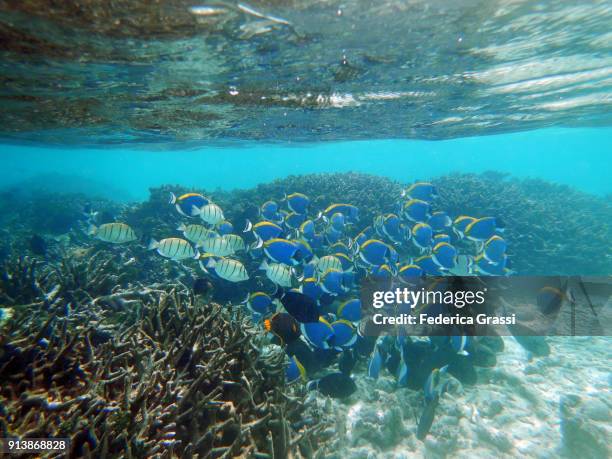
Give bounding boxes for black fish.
[192,277,213,296]
[416,396,439,440]
[307,372,357,399]
[264,312,300,344]
[279,291,319,323]
[29,234,47,255]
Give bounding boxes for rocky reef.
[0,255,327,458]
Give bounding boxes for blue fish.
[320,203,359,223]
[398,264,424,285]
[412,223,434,251]
[260,201,283,222]
[333,252,354,271]
[428,211,452,232]
[169,192,210,218]
[330,212,346,231]
[483,235,507,265]
[415,255,444,275]
[351,226,374,249]
[292,239,314,262]
[286,355,307,383]
[371,264,395,279]
[402,182,438,201]
[397,348,410,387]
[320,269,351,295]
[216,220,234,235]
[337,299,361,322]
[324,226,343,245]
[301,277,325,303]
[302,262,317,279]
[329,320,357,349]
[368,345,383,379]
[433,233,451,245]
[309,233,325,249]
[452,215,476,239]
[285,192,310,214]
[300,318,334,349]
[244,220,284,242]
[402,199,430,223]
[283,211,307,230]
[299,220,316,239]
[243,292,275,315]
[432,242,457,270]
[358,239,397,266]
[329,242,352,256]
[465,217,504,242]
[381,214,405,244]
[473,253,512,276]
[263,238,304,266]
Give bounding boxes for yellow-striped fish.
[223,234,246,252]
[197,236,236,256]
[259,259,294,287]
[194,203,225,225]
[88,223,137,244]
[177,223,218,243]
[201,257,249,282]
[148,237,197,260]
[316,255,342,273]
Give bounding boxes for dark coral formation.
[0,254,326,458]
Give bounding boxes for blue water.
[2,127,610,201]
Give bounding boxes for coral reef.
[0,252,327,458]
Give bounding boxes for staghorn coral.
[0,252,328,458]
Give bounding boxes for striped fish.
[223,234,246,252]
[203,257,249,282]
[88,223,137,244]
[178,223,218,243]
[194,203,225,225]
[148,237,197,260]
[316,255,342,273]
[259,259,294,287]
[197,236,236,256]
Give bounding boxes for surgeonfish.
[283,211,307,230]
[148,237,198,261]
[431,242,458,269]
[279,291,320,323]
[300,318,334,349]
[285,192,310,214]
[178,223,218,243]
[320,269,351,295]
[329,320,357,349]
[402,199,430,223]
[193,203,225,225]
[367,345,383,379]
[223,234,246,252]
[201,257,249,282]
[300,277,325,302]
[260,201,283,222]
[472,253,512,276]
[88,223,137,244]
[264,312,300,344]
[306,372,357,398]
[452,215,476,239]
[319,203,360,223]
[197,236,236,256]
[215,220,234,235]
[428,211,452,232]
[299,219,316,239]
[259,259,295,287]
[415,255,445,276]
[397,264,424,285]
[316,255,343,273]
[483,235,507,265]
[286,355,307,383]
[424,365,449,403]
[358,239,397,266]
[243,220,283,242]
[451,335,470,356]
[402,182,438,201]
[412,223,434,251]
[169,192,210,217]
[243,292,275,315]
[263,238,304,266]
[337,299,361,322]
[329,212,346,231]
[464,217,504,242]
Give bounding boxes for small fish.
[402,199,430,223]
[424,365,449,403]
[243,220,283,242]
[307,372,357,398]
[370,264,395,278]
[148,237,197,260]
[398,264,424,285]
[292,239,314,262]
[178,223,218,243]
[367,345,383,379]
[299,220,316,239]
[320,269,351,295]
[358,239,397,266]
[428,211,452,232]
[380,214,405,244]
[351,227,374,249]
[286,355,307,383]
[537,285,574,315]
[215,220,234,235]
[285,192,310,214]
[412,223,434,251]
[464,217,504,242]
[283,211,307,230]
[431,242,457,269]
[452,215,476,239]
[300,317,334,349]
[329,242,352,256]
[202,257,249,282]
[329,320,357,349]
[259,259,295,287]
[333,252,354,271]
[301,277,324,303]
[415,255,444,275]
[263,238,304,266]
[223,234,246,252]
[316,255,343,273]
[330,212,346,231]
[337,299,361,322]
[264,312,300,344]
[416,397,439,441]
[89,223,137,244]
[243,292,274,315]
[324,225,343,244]
[319,203,359,223]
[473,253,512,276]
[193,203,225,225]
[402,182,438,201]
[188,5,229,16]
[169,192,209,217]
[260,201,283,222]
[483,235,507,265]
[197,236,236,256]
[279,291,320,323]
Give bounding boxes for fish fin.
[457,350,469,356]
[193,249,200,260]
[243,219,253,232]
[259,259,269,270]
[241,293,250,304]
[147,238,159,250]
[198,261,209,274]
[177,223,186,231]
[191,205,201,215]
[315,211,323,221]
[254,236,264,249]
[87,224,97,236]
[169,192,177,204]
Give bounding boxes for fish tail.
[253,236,264,249]
[259,259,269,270]
[191,205,201,215]
[243,219,253,232]
[87,224,97,236]
[147,238,159,250]
[193,249,200,260]
[177,223,186,231]
[169,192,177,204]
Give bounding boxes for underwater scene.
[1,0,611,458]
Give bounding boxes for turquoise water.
[2,127,611,201]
